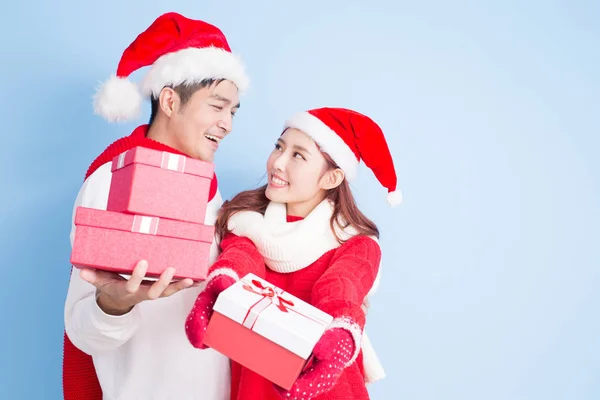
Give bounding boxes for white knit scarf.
[228,200,356,272]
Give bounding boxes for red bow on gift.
[243,279,295,312]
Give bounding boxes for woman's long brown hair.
[215,152,379,243]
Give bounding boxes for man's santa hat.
[284,107,402,206]
[94,12,249,122]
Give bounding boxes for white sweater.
[64,162,230,400]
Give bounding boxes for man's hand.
[80,260,194,315]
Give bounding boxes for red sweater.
[211,225,381,400]
[62,125,218,400]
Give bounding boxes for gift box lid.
[74,207,214,242]
[111,146,214,178]
[213,273,334,359]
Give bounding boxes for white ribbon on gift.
[116,150,186,173]
[160,152,186,172]
[131,215,159,235]
[242,296,273,329]
[117,151,128,169]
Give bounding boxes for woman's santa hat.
[284,107,402,206]
[94,12,249,122]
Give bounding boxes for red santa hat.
[284,107,402,206]
[93,12,250,122]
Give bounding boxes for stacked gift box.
[70,146,336,389]
[70,146,215,281]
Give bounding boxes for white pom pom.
[387,190,402,206]
[93,75,142,122]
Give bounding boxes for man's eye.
[211,105,223,111]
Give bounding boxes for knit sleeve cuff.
[205,267,240,285]
[328,317,363,367]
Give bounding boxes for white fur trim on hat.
[141,46,249,97]
[285,112,360,180]
[93,75,143,122]
[387,190,403,207]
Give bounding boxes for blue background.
[1,1,598,399]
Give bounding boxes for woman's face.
[265,128,337,217]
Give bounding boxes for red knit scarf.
[62,125,218,400]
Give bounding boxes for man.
[63,12,249,400]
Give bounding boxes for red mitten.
[185,274,236,349]
[274,328,356,399]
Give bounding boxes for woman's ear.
[320,168,345,190]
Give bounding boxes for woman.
[186,107,401,399]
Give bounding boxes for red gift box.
[70,207,214,280]
[203,274,334,390]
[107,146,214,223]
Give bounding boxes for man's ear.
[320,168,345,190]
[158,87,179,118]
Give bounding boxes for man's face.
[167,80,240,162]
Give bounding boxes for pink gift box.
[203,274,333,390]
[107,146,214,223]
[70,207,214,280]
